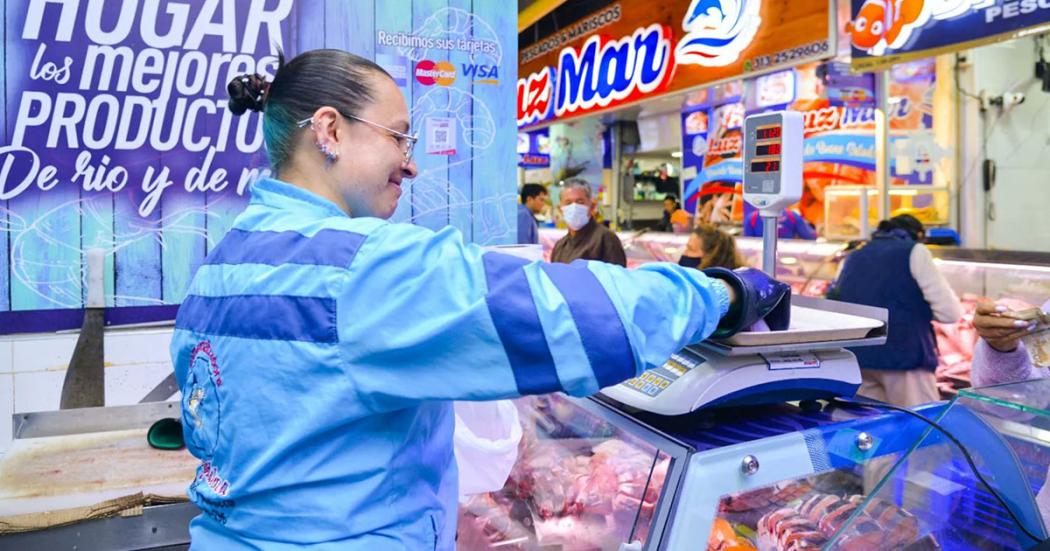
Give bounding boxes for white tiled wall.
[971,40,1050,252]
[0,327,176,455]
[11,335,77,373]
[0,341,12,373]
[13,370,67,413]
[0,374,12,457]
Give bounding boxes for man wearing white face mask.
[551,179,626,267]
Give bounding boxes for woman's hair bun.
[227,74,270,115]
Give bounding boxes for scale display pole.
[742,111,804,276]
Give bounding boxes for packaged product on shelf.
[709,479,931,551]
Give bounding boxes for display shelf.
[455,391,1048,550]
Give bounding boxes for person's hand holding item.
[703,267,791,338]
[973,299,1039,352]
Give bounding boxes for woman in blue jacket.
[170,49,786,550]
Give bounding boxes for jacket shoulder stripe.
[176,294,338,343]
[540,262,634,388]
[481,253,562,395]
[205,228,367,267]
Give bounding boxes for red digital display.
[756,143,781,156]
[750,160,780,173]
[756,126,781,140]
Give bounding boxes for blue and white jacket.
[170,177,729,550]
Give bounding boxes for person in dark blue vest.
[829,214,961,407]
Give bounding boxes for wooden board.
[0,429,197,516]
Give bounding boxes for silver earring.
[316,141,339,165]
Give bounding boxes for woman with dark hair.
[678,224,744,270]
[829,214,961,407]
[169,49,789,549]
[658,195,691,233]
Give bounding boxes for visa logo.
[462,63,499,84]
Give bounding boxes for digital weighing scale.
[602,111,886,415]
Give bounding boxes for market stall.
[541,228,1050,393]
[457,384,1050,550]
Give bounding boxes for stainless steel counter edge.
[13,401,181,440]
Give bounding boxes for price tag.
[761,352,821,371]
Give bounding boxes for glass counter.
[455,393,1008,549]
[456,394,680,550]
[820,379,1050,550]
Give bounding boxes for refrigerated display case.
[457,392,1048,550]
[538,228,1050,392]
[823,186,951,242]
[831,377,1050,551]
[824,186,880,242]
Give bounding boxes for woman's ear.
[310,106,341,145]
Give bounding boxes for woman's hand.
[973,299,1036,353]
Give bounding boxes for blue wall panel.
[1,0,517,332]
[294,1,326,53]
[8,184,81,310]
[79,192,115,307]
[471,0,516,245]
[113,196,162,308]
[160,191,206,304]
[377,0,416,224]
[1,0,8,313]
[446,0,475,242]
[409,0,452,232]
[328,0,376,61]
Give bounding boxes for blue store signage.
[847,0,1050,71]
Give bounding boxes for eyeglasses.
[297,113,418,165]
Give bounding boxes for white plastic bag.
[453,400,523,497]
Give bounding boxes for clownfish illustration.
[676,0,761,67]
[846,0,926,54]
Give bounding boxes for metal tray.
[693,295,888,357]
[720,305,882,346]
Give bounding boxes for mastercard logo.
[415,60,456,86]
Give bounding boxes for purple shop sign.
[2,0,293,215]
